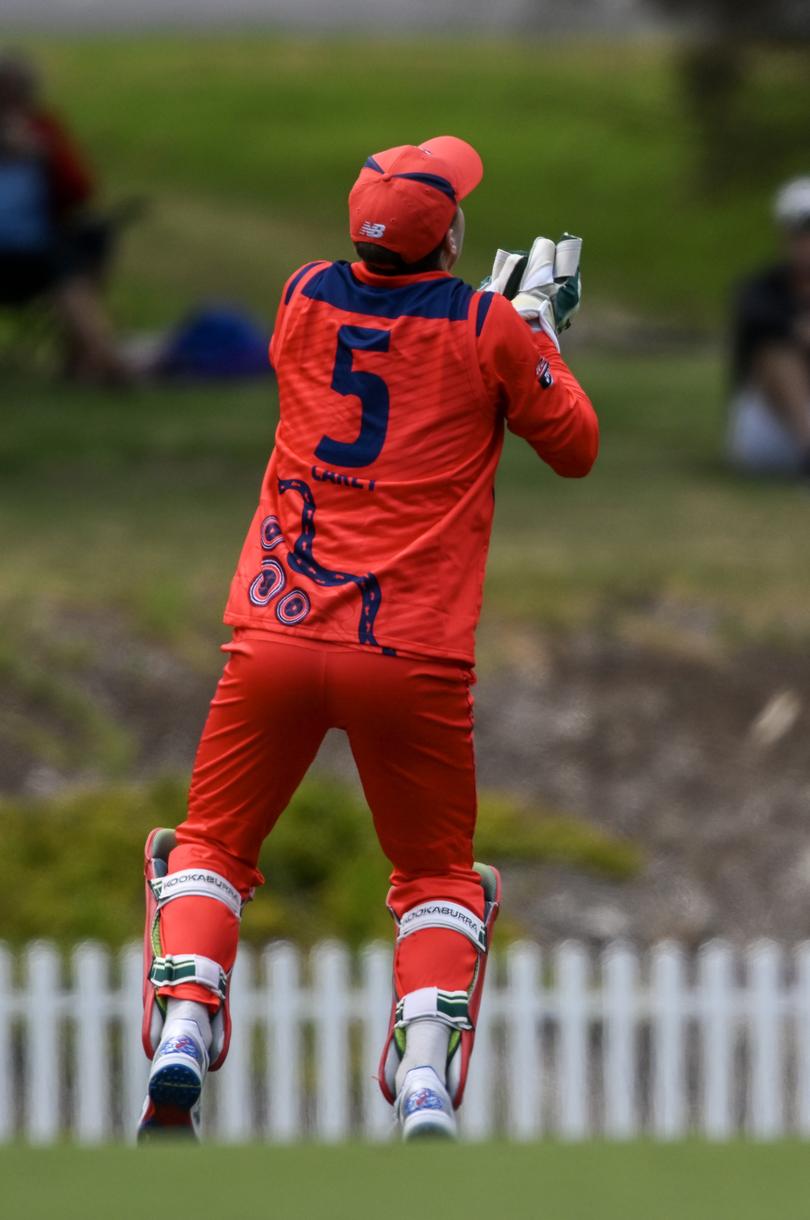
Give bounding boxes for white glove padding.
[512,234,582,350]
[483,235,582,351]
[483,248,529,299]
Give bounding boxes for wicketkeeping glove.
[481,234,582,350]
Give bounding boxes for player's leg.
[335,650,499,1140]
[139,632,329,1139]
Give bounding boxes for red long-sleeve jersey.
[224,259,598,663]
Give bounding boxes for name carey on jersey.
[311,464,377,492]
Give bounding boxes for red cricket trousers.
[160,629,484,1009]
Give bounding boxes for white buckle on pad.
[396,986,472,1030]
[149,953,228,999]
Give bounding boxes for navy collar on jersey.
[300,260,474,322]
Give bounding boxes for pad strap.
[149,953,228,1000]
[150,868,243,920]
[397,901,487,952]
[395,986,473,1031]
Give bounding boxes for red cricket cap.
[349,135,483,264]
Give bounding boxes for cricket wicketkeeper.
[138,135,598,1140]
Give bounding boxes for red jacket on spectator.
[27,109,94,220]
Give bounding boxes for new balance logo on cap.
[360,221,387,238]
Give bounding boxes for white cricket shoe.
[137,1021,208,1142]
[396,1066,458,1141]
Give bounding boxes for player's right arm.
[476,291,599,477]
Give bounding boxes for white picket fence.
[3,938,810,1144]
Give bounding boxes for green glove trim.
[553,270,581,331]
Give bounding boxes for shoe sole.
[148,1061,202,1110]
[402,1111,457,1142]
[404,1122,457,1141]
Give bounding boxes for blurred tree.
[647,0,810,192]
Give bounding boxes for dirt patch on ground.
[4,611,810,946]
[473,628,810,946]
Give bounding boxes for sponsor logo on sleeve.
[536,357,554,389]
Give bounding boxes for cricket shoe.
[137,1023,208,1143]
[396,1066,458,1142]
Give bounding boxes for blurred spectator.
[0,50,130,383]
[727,177,810,477]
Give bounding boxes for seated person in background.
[727,177,810,477]
[0,50,130,383]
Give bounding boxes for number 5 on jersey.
[315,325,390,468]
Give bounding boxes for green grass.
[16,35,810,329]
[3,1142,810,1220]
[487,348,810,646]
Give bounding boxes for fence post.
[651,941,687,1139]
[795,942,810,1136]
[747,940,784,1139]
[24,943,62,1145]
[457,954,497,1141]
[602,942,638,1139]
[698,940,735,1140]
[556,941,590,1140]
[0,945,13,1142]
[212,947,254,1143]
[120,944,147,1142]
[359,944,393,1142]
[505,941,542,1140]
[73,943,110,1144]
[313,942,350,1141]
[265,942,301,1142]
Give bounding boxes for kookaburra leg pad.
[142,828,244,1071]
[378,863,501,1109]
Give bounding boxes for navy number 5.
[315,325,390,468]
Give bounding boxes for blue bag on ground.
[160,305,272,379]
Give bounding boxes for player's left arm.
[476,292,599,477]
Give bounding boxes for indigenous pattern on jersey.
[224,260,598,662]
